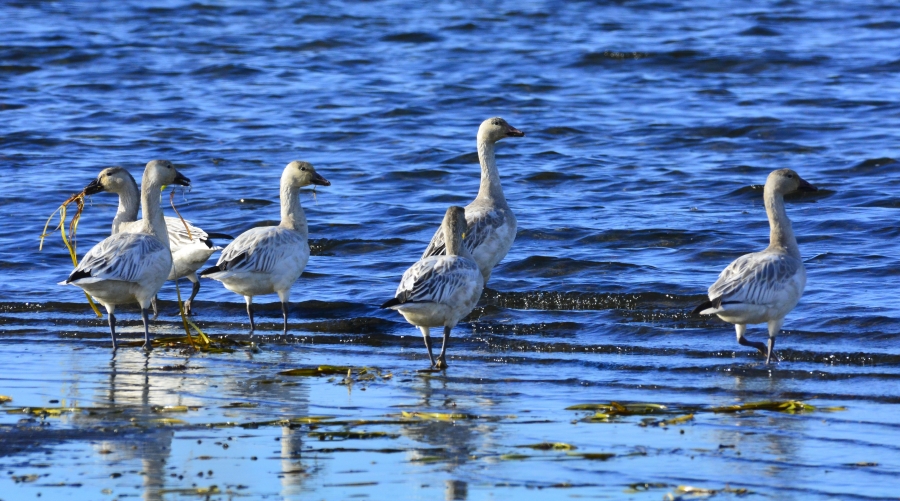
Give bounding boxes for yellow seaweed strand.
[40,192,103,318]
[174,280,196,349]
[169,188,193,241]
[186,317,211,345]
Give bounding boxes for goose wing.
[421,206,505,259]
[211,226,304,274]
[707,252,803,307]
[391,257,481,305]
[165,217,214,251]
[67,233,170,284]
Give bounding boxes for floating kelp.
[151,335,242,353]
[708,400,815,414]
[567,452,615,461]
[641,414,694,427]
[159,485,221,496]
[309,431,398,441]
[221,402,258,408]
[324,418,419,427]
[151,405,200,413]
[499,453,531,461]
[663,485,750,500]
[149,418,187,426]
[400,411,478,421]
[516,442,577,451]
[0,396,12,404]
[6,407,84,417]
[279,365,353,377]
[566,402,669,415]
[570,400,842,423]
[625,482,669,493]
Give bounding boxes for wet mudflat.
[0,329,897,500]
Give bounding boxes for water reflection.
[712,372,804,483]
[280,426,306,497]
[445,479,468,500]
[92,352,176,501]
[401,375,496,471]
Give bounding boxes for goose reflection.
[91,352,180,501]
[401,375,498,471]
[710,373,802,483]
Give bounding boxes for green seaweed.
[309,431,399,441]
[708,400,815,414]
[515,442,577,451]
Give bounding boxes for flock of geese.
[58,117,816,366]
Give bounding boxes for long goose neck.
[476,137,506,204]
[279,177,307,237]
[140,174,170,248]
[444,221,462,257]
[112,176,140,234]
[764,189,800,259]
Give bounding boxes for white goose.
[421,117,524,284]
[82,167,221,316]
[62,160,191,350]
[383,206,484,369]
[693,168,817,363]
[200,161,330,335]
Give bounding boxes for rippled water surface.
[1,1,899,499]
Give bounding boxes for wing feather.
[69,233,170,284]
[394,256,481,305]
[708,252,802,307]
[165,217,214,251]
[213,226,305,274]
[422,206,506,259]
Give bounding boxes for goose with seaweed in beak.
[383,206,484,369]
[62,160,190,350]
[692,168,817,363]
[82,167,221,317]
[200,161,330,336]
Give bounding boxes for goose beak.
[797,177,817,192]
[506,124,525,137]
[173,171,191,187]
[311,172,331,187]
[83,178,104,196]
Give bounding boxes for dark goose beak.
[83,177,104,195]
[173,170,191,187]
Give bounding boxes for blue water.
[1,1,899,499]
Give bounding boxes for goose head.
[144,160,191,188]
[477,117,524,144]
[283,161,330,188]
[767,168,816,195]
[83,167,137,196]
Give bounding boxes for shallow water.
[1,0,899,499]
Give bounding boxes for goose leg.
[108,312,118,350]
[141,308,152,351]
[435,326,451,370]
[735,324,766,356]
[281,301,289,336]
[185,273,200,315]
[765,319,783,364]
[419,326,435,367]
[151,295,159,320]
[245,296,255,336]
